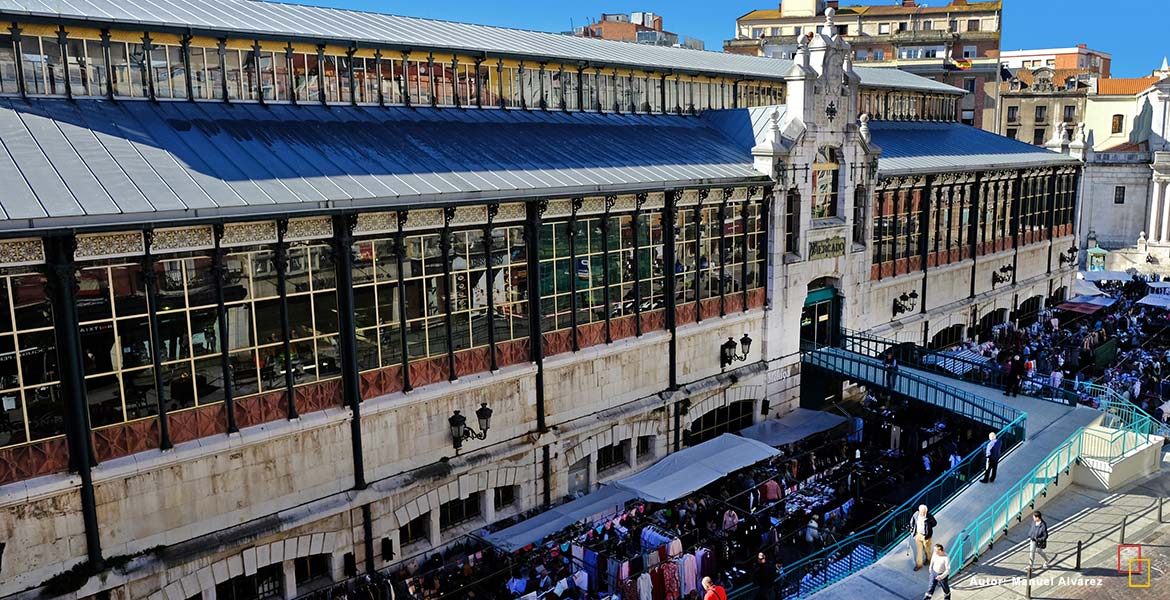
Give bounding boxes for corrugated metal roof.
[0,0,962,94]
[869,121,1080,175]
[0,98,767,232]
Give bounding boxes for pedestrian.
[981,431,1001,483]
[884,351,899,389]
[1007,354,1025,396]
[910,504,937,571]
[701,577,727,600]
[751,553,776,600]
[804,514,821,547]
[923,544,951,600]
[1027,511,1052,570]
[1049,369,1064,402]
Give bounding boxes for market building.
[0,1,1079,599]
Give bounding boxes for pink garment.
[722,509,740,531]
[680,554,698,595]
[761,479,781,502]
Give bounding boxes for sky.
[289,0,1168,79]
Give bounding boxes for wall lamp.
[991,264,1014,287]
[449,403,493,450]
[892,290,919,316]
[1058,245,1079,266]
[720,334,753,369]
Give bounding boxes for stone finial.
[1077,122,1087,142]
[859,113,871,144]
[768,109,782,142]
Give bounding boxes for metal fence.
[726,348,1027,599]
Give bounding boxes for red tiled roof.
[1102,141,1147,152]
[1097,76,1160,96]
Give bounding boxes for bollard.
[1076,540,1082,571]
[1025,566,1032,599]
[1121,514,1127,545]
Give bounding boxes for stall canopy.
[480,433,779,552]
[738,408,849,447]
[1068,295,1117,306]
[1073,279,1106,297]
[1147,281,1170,293]
[480,485,636,552]
[612,433,780,503]
[1054,301,1107,314]
[1137,294,1170,309]
[1080,270,1132,282]
[922,348,993,376]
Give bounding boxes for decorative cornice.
[75,231,144,261]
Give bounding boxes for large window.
[77,261,157,427]
[401,513,430,546]
[1111,114,1124,134]
[784,189,801,255]
[154,254,226,413]
[494,485,517,511]
[687,400,754,446]
[439,492,483,530]
[1114,186,1126,204]
[0,268,63,449]
[596,441,629,473]
[223,246,285,398]
[280,243,341,388]
[216,563,283,600]
[811,147,841,220]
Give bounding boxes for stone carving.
[497,203,526,222]
[153,226,215,252]
[0,238,44,266]
[75,231,145,260]
[222,221,279,247]
[354,212,397,236]
[285,217,333,241]
[403,209,441,231]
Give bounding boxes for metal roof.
[699,105,789,150]
[869,121,1080,176]
[0,98,767,232]
[0,0,962,94]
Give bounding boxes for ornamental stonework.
[497,203,526,222]
[153,226,214,252]
[285,216,333,241]
[612,195,636,213]
[355,212,397,236]
[678,189,701,206]
[642,192,665,210]
[450,205,486,226]
[75,231,145,261]
[579,197,606,215]
[222,221,278,248]
[0,238,44,266]
[543,199,571,219]
[404,209,441,231]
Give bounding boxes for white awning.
[1068,295,1117,307]
[480,485,636,552]
[1080,270,1133,282]
[1147,281,1170,292]
[1072,279,1106,297]
[1137,294,1170,309]
[738,408,849,448]
[612,433,780,503]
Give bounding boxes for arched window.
[812,146,841,219]
[1111,114,1124,134]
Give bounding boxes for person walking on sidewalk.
[1006,354,1025,397]
[981,432,1001,483]
[1028,511,1052,570]
[923,545,951,600]
[910,504,938,571]
[884,351,899,389]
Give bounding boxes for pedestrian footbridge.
[728,338,1163,600]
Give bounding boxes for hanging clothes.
[661,560,682,600]
[761,479,781,502]
[637,572,654,600]
[622,578,640,600]
[722,509,740,531]
[667,538,683,558]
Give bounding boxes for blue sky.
[291,0,1167,78]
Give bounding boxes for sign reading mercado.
[808,236,846,261]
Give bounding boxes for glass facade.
[0,269,62,448]
[0,32,786,112]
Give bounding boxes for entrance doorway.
[801,280,841,351]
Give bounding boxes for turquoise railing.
[950,401,1163,573]
[803,347,1023,429]
[725,349,1027,599]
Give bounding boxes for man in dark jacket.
[1006,354,1025,397]
[751,553,777,600]
[884,351,899,389]
[1027,511,1052,569]
[910,504,938,571]
[981,432,1001,483]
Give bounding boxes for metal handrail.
[728,348,1027,599]
[804,347,1024,428]
[951,404,1163,573]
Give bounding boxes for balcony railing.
[1090,151,1152,164]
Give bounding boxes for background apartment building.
[724,0,1002,130]
[575,12,706,50]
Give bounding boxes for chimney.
[653,15,663,31]
[826,0,839,7]
[1077,43,1087,49]
[902,0,916,6]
